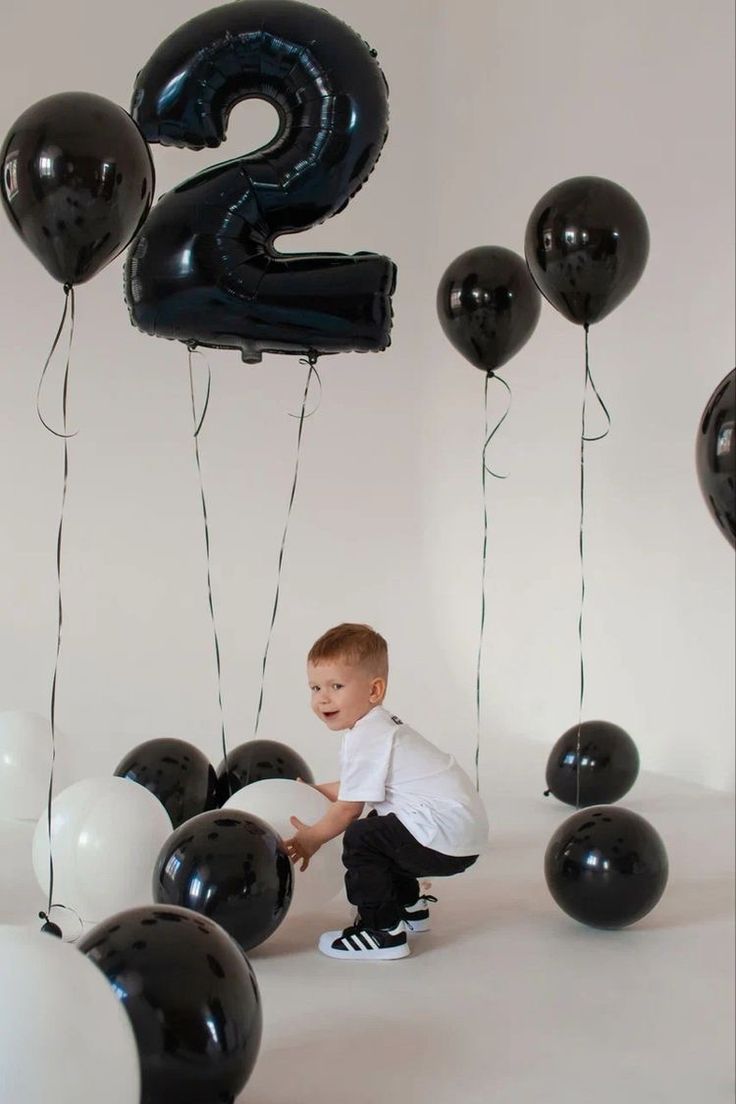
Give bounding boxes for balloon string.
[582,342,612,443]
[253,353,319,739]
[36,285,78,439]
[575,324,612,807]
[288,361,323,419]
[475,372,513,791]
[37,285,76,923]
[187,348,229,787]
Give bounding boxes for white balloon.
[32,777,172,922]
[0,711,52,821]
[224,779,344,916]
[0,926,140,1104]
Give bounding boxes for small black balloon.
[1,91,154,285]
[525,175,649,326]
[115,737,218,828]
[695,368,736,548]
[154,810,293,952]
[436,246,541,373]
[545,720,640,806]
[80,904,262,1104]
[544,805,668,929]
[217,739,314,803]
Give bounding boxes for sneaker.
[318,920,410,961]
[401,893,438,933]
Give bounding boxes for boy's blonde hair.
[308,623,388,680]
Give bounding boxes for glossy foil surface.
[125,0,395,360]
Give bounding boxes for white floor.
[2,748,734,1104]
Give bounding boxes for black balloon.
[545,805,668,929]
[217,738,314,803]
[436,246,541,373]
[525,176,649,326]
[124,0,395,362]
[695,368,736,548]
[1,92,154,286]
[545,720,640,807]
[80,904,262,1104]
[114,737,218,828]
[154,810,292,952]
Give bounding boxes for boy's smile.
[307,659,385,731]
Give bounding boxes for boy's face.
[307,659,385,731]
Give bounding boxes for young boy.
[284,623,488,961]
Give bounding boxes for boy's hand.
[284,816,321,871]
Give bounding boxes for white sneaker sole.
[318,931,411,960]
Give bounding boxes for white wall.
[0,0,733,793]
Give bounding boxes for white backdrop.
[0,0,733,796]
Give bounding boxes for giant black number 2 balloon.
[124,0,396,363]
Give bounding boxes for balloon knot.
[543,789,551,797]
[39,911,63,938]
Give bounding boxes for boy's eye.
[332,683,343,690]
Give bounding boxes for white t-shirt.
[337,706,489,857]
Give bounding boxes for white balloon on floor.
[0,711,52,821]
[223,778,344,915]
[32,776,172,922]
[0,926,140,1104]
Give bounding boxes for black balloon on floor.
[545,720,640,806]
[115,737,218,828]
[79,904,262,1104]
[217,739,314,803]
[154,810,293,952]
[695,368,736,548]
[544,805,668,929]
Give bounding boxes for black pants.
[342,812,477,929]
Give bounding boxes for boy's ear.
[369,677,386,702]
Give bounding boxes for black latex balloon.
[1,92,154,286]
[114,737,218,829]
[153,810,293,952]
[545,805,668,929]
[525,176,649,326]
[124,0,395,361]
[695,369,736,548]
[217,738,314,803]
[545,720,640,807]
[80,904,262,1104]
[436,246,541,373]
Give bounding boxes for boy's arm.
[284,799,363,871]
[309,780,340,802]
